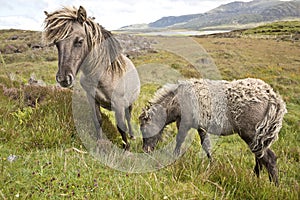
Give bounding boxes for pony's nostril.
[56,75,63,83]
[56,74,74,88]
[67,74,74,83]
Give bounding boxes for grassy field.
[243,21,300,36]
[0,26,299,199]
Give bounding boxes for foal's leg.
[254,156,263,178]
[239,130,266,181]
[240,131,279,186]
[174,123,190,156]
[115,107,130,150]
[198,129,212,159]
[257,148,279,186]
[125,105,135,140]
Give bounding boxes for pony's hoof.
[173,148,181,157]
[130,135,136,140]
[123,143,130,151]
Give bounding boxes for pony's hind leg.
[125,105,135,140]
[198,129,212,159]
[257,148,279,186]
[239,130,268,182]
[240,131,279,186]
[254,156,263,178]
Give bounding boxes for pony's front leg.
[198,129,212,159]
[125,105,135,140]
[174,124,190,156]
[87,94,103,140]
[115,107,130,150]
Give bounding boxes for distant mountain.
[148,14,202,28]
[122,0,300,30]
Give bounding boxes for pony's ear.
[77,6,87,24]
[44,11,49,17]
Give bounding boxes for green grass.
[242,21,300,41]
[0,29,299,199]
[243,21,300,35]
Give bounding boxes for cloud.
[0,0,251,31]
[0,0,47,30]
[0,16,43,30]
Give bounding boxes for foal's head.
[139,104,167,153]
[44,6,91,88]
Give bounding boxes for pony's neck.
[80,50,106,80]
[164,96,181,125]
[80,26,125,78]
[166,106,180,125]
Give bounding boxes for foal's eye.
[144,116,151,123]
[74,38,84,47]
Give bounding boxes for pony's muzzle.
[56,73,74,88]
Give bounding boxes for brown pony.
[44,6,140,149]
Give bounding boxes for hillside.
[139,0,300,30]
[148,14,202,28]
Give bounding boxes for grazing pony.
[140,78,286,185]
[44,6,140,149]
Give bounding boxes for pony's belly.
[206,125,235,136]
[219,126,236,136]
[98,100,112,110]
[207,117,235,136]
[95,90,112,110]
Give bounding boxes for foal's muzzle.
[56,73,74,88]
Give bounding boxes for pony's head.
[139,104,167,153]
[44,6,97,88]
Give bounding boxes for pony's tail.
[251,97,287,158]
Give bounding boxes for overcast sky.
[0,0,253,31]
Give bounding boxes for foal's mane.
[43,6,125,74]
[140,83,178,121]
[149,84,178,105]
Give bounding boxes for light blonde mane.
[43,6,125,74]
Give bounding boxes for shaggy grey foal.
[140,78,287,185]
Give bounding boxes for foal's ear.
[77,6,87,24]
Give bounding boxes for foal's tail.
[251,97,287,158]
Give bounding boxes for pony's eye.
[74,38,84,47]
